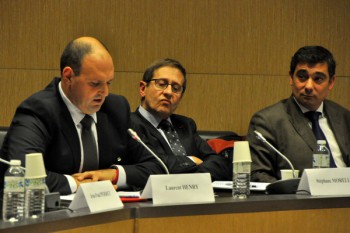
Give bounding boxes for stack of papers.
[117,191,141,198]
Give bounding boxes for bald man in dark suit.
[0,37,164,194]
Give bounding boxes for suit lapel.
[286,97,315,150]
[324,101,347,156]
[57,99,81,170]
[171,116,186,138]
[135,111,174,155]
[50,79,82,171]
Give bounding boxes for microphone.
[127,128,170,174]
[254,130,297,178]
[254,130,300,194]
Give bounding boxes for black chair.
[198,130,242,163]
[198,130,242,141]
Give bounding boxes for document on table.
[212,181,270,191]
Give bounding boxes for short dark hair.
[290,46,336,78]
[143,58,187,93]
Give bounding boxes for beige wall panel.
[2,70,347,136]
[0,0,349,75]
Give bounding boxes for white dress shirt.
[59,82,99,192]
[294,98,345,167]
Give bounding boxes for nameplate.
[69,180,123,213]
[298,168,350,196]
[141,173,215,205]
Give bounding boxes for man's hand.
[72,169,117,189]
[189,156,203,165]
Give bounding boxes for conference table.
[1,190,349,233]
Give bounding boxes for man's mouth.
[301,94,314,98]
[160,99,171,105]
[93,98,104,104]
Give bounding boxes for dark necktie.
[304,111,336,167]
[158,120,187,156]
[81,115,98,171]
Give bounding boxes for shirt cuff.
[114,165,128,189]
[64,174,78,193]
[187,156,195,162]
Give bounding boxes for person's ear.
[62,67,74,84]
[140,81,147,97]
[289,71,294,86]
[328,75,336,91]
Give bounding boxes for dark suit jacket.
[130,110,232,181]
[247,96,350,182]
[0,78,164,194]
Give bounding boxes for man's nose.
[163,84,173,94]
[101,83,109,96]
[304,78,314,93]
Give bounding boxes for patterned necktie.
[158,120,187,156]
[80,115,98,171]
[304,111,336,167]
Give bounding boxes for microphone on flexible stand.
[127,128,170,174]
[254,130,300,194]
[254,131,297,178]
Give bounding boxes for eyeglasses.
[149,79,183,94]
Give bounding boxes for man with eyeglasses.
[129,58,231,180]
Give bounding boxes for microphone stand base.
[266,178,301,194]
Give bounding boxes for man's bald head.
[60,37,111,76]
[60,37,114,115]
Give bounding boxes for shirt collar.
[138,105,171,128]
[58,81,97,126]
[293,96,324,117]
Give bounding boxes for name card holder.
[141,173,215,205]
[297,168,350,196]
[69,180,123,213]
